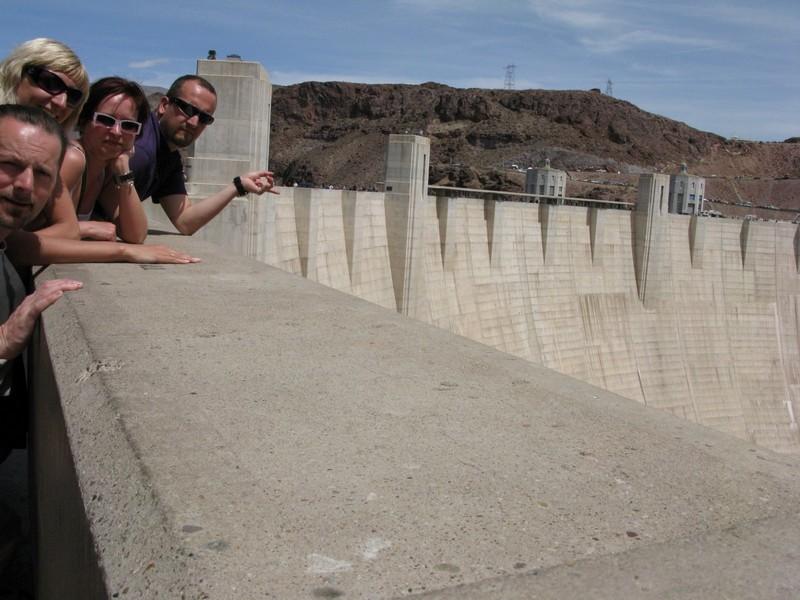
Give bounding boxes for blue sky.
[3,0,798,141]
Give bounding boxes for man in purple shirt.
[129,75,277,235]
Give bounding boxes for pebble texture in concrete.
[39,231,800,598]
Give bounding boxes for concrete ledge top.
[40,230,800,599]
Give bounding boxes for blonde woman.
[0,38,89,131]
[0,39,88,240]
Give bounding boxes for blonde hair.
[0,38,89,131]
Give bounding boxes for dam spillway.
[176,175,800,454]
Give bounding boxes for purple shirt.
[131,111,186,203]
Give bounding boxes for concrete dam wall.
[166,177,800,454]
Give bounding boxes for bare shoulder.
[60,143,87,188]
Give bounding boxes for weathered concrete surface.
[417,510,800,599]
[35,230,800,598]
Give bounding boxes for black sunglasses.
[167,95,215,125]
[23,64,83,108]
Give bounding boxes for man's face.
[157,80,217,149]
[0,117,61,234]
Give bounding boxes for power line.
[605,78,613,97]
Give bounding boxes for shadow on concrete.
[0,450,33,599]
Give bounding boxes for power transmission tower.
[504,64,516,90]
[605,78,613,97]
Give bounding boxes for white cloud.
[136,71,183,89]
[526,0,618,29]
[581,30,722,54]
[271,70,414,85]
[522,0,731,54]
[690,2,800,34]
[129,58,170,69]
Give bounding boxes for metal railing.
[428,185,635,209]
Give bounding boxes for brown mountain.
[268,82,800,218]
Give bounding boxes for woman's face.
[15,66,81,124]
[81,93,140,161]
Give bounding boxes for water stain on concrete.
[312,587,344,598]
[362,537,392,560]
[205,540,229,551]
[307,554,353,574]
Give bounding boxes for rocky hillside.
[268,82,800,218]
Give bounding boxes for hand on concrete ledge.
[240,170,279,196]
[0,279,83,360]
[121,244,201,265]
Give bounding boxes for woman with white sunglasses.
[62,77,150,243]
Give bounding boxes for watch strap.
[233,176,247,196]
[113,171,135,186]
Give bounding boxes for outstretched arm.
[160,170,278,235]
[0,278,83,360]
[5,235,201,266]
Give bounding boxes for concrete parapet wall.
[33,234,800,597]
[144,190,800,452]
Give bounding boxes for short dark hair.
[0,103,67,165]
[167,75,217,99]
[77,77,150,133]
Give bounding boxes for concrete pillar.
[383,134,430,314]
[689,214,705,269]
[186,58,271,197]
[740,219,755,271]
[342,191,357,278]
[795,225,800,275]
[485,199,497,262]
[589,207,604,265]
[539,203,552,263]
[633,173,670,304]
[436,196,452,271]
[293,187,312,277]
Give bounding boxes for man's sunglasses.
[167,96,215,125]
[23,64,83,108]
[92,112,142,135]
